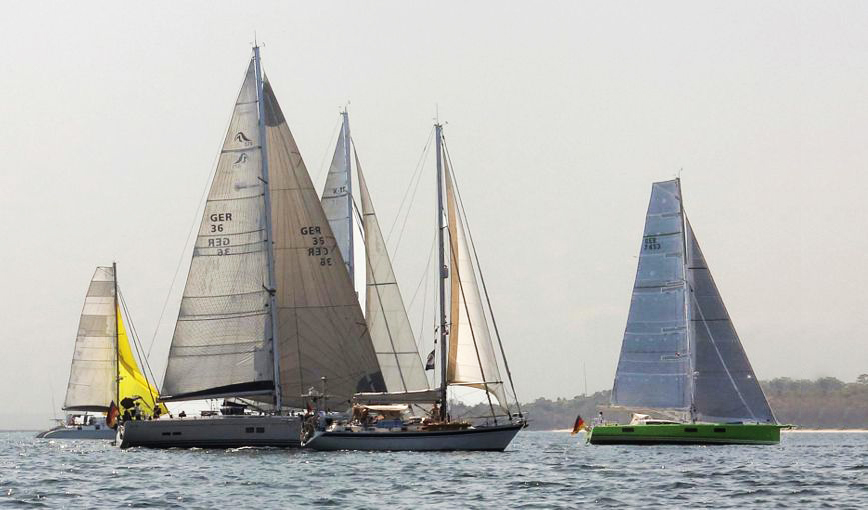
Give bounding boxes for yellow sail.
[117,306,168,416]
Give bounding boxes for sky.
[1,1,867,429]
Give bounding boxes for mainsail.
[357,153,429,394]
[320,112,354,281]
[63,267,118,411]
[611,179,691,411]
[612,178,775,423]
[444,160,509,412]
[262,77,385,408]
[162,59,275,401]
[686,219,775,423]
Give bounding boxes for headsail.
[444,161,509,412]
[262,77,385,408]
[162,59,275,401]
[611,179,692,411]
[686,219,775,423]
[63,267,117,412]
[117,306,168,416]
[321,113,354,281]
[358,154,429,393]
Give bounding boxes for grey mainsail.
[611,179,691,411]
[162,60,274,401]
[686,219,775,423]
[63,266,117,411]
[262,79,385,408]
[357,153,429,394]
[612,178,775,423]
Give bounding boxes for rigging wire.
[442,138,523,417]
[385,127,434,250]
[312,114,344,190]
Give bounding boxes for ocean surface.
[1,430,865,508]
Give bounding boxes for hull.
[587,423,785,445]
[36,425,116,440]
[119,415,302,449]
[304,423,522,451]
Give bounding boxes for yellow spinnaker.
[117,306,168,415]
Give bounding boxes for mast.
[677,178,695,420]
[435,123,448,422]
[253,45,282,411]
[112,262,120,407]
[342,110,354,284]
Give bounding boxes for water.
[1,431,865,508]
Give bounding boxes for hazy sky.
[2,1,867,428]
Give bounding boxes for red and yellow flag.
[570,414,586,435]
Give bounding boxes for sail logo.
[233,152,248,167]
[234,131,254,147]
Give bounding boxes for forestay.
[611,179,692,411]
[63,267,117,411]
[357,156,429,394]
[444,162,509,412]
[162,60,275,401]
[262,77,385,408]
[686,219,775,423]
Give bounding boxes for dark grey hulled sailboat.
[120,47,385,448]
[303,122,525,451]
[588,178,788,445]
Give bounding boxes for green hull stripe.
[587,423,783,445]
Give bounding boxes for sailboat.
[37,264,165,439]
[587,178,789,445]
[302,122,525,451]
[120,46,385,448]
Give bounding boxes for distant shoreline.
[546,428,868,433]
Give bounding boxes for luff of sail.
[261,76,385,408]
[320,113,353,281]
[686,219,775,423]
[63,266,118,412]
[611,179,692,411]
[162,59,275,401]
[357,153,429,393]
[444,160,509,413]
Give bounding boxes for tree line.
[449,376,868,430]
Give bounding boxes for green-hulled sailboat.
[588,178,789,445]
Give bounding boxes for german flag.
[106,401,119,430]
[570,414,586,435]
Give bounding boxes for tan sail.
[262,78,384,408]
[444,161,508,411]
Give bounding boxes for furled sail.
[63,267,117,411]
[262,76,385,408]
[444,162,509,411]
[357,155,429,393]
[611,179,692,411]
[117,306,168,416]
[686,219,775,423]
[320,114,353,280]
[162,59,275,401]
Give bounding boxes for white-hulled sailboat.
[303,122,525,451]
[38,264,166,439]
[120,47,386,448]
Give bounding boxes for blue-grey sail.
[611,179,692,411]
[686,219,776,423]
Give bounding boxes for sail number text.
[300,226,332,266]
[644,237,661,251]
[210,213,233,255]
